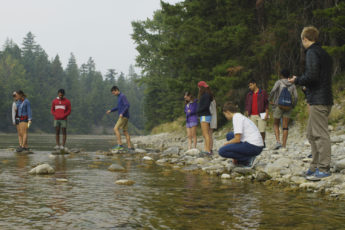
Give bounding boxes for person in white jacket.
[12,91,22,150]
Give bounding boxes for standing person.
[197,81,213,156]
[184,91,198,150]
[218,102,264,167]
[209,98,217,154]
[15,90,32,152]
[51,89,72,150]
[12,91,22,150]
[269,69,298,150]
[106,86,133,151]
[245,79,269,145]
[288,26,333,179]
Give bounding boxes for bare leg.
[114,125,122,145]
[16,125,23,147]
[55,126,60,146]
[186,127,192,149]
[20,122,28,148]
[123,130,132,148]
[201,122,210,152]
[209,128,214,152]
[273,118,281,143]
[62,128,67,147]
[282,117,289,147]
[191,126,197,149]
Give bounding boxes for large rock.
[335,158,345,171]
[29,164,55,175]
[108,164,126,172]
[264,157,292,174]
[115,179,135,185]
[233,167,255,176]
[135,148,147,154]
[221,173,231,179]
[184,148,200,156]
[162,146,180,156]
[255,171,271,182]
[143,156,154,161]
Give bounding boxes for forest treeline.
[0,32,145,134]
[132,0,345,130]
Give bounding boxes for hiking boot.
[112,145,124,150]
[307,154,312,158]
[200,151,213,157]
[273,142,282,150]
[54,145,60,150]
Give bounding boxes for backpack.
[278,86,293,111]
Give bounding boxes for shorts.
[186,121,198,128]
[200,115,212,123]
[273,106,291,119]
[250,115,266,133]
[115,117,128,131]
[54,120,68,128]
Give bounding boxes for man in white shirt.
[218,102,264,167]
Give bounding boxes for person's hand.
[187,109,191,113]
[13,122,16,126]
[106,110,111,114]
[28,120,32,128]
[119,114,123,118]
[288,76,297,83]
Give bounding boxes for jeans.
[218,132,263,162]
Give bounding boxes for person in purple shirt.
[106,86,132,151]
[184,91,198,149]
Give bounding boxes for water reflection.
[0,135,345,229]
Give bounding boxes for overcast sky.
[0,0,181,75]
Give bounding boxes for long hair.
[184,91,195,104]
[16,90,26,98]
[198,86,214,100]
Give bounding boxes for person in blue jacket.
[15,90,32,152]
[106,86,133,150]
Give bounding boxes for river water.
[1,134,345,230]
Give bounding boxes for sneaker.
[306,170,331,181]
[60,145,64,150]
[304,168,317,177]
[23,148,30,152]
[280,147,288,152]
[239,156,256,168]
[112,145,124,150]
[273,142,282,150]
[307,154,312,158]
[54,145,60,150]
[199,151,213,157]
[16,146,24,152]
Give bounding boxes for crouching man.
[218,102,264,167]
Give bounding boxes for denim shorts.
[200,115,212,123]
[186,121,198,128]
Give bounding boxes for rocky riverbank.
[129,123,345,200]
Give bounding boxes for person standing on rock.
[15,90,32,152]
[218,102,264,167]
[197,81,213,156]
[209,97,217,154]
[245,79,269,146]
[51,89,72,151]
[288,26,333,179]
[184,91,198,150]
[106,86,133,151]
[269,69,298,150]
[12,91,22,150]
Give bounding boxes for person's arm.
[12,102,16,125]
[190,101,198,116]
[268,81,279,103]
[27,100,32,121]
[65,100,72,117]
[294,50,320,86]
[223,133,242,146]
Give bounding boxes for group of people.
[11,26,333,180]
[184,26,334,180]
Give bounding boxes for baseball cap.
[198,81,209,88]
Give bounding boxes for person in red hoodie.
[51,89,71,150]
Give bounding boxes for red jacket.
[51,97,71,120]
[245,89,269,115]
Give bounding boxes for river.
[1,134,345,229]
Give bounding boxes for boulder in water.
[29,164,55,175]
[108,164,126,172]
[115,179,135,185]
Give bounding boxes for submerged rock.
[115,179,135,185]
[29,164,55,175]
[108,164,126,172]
